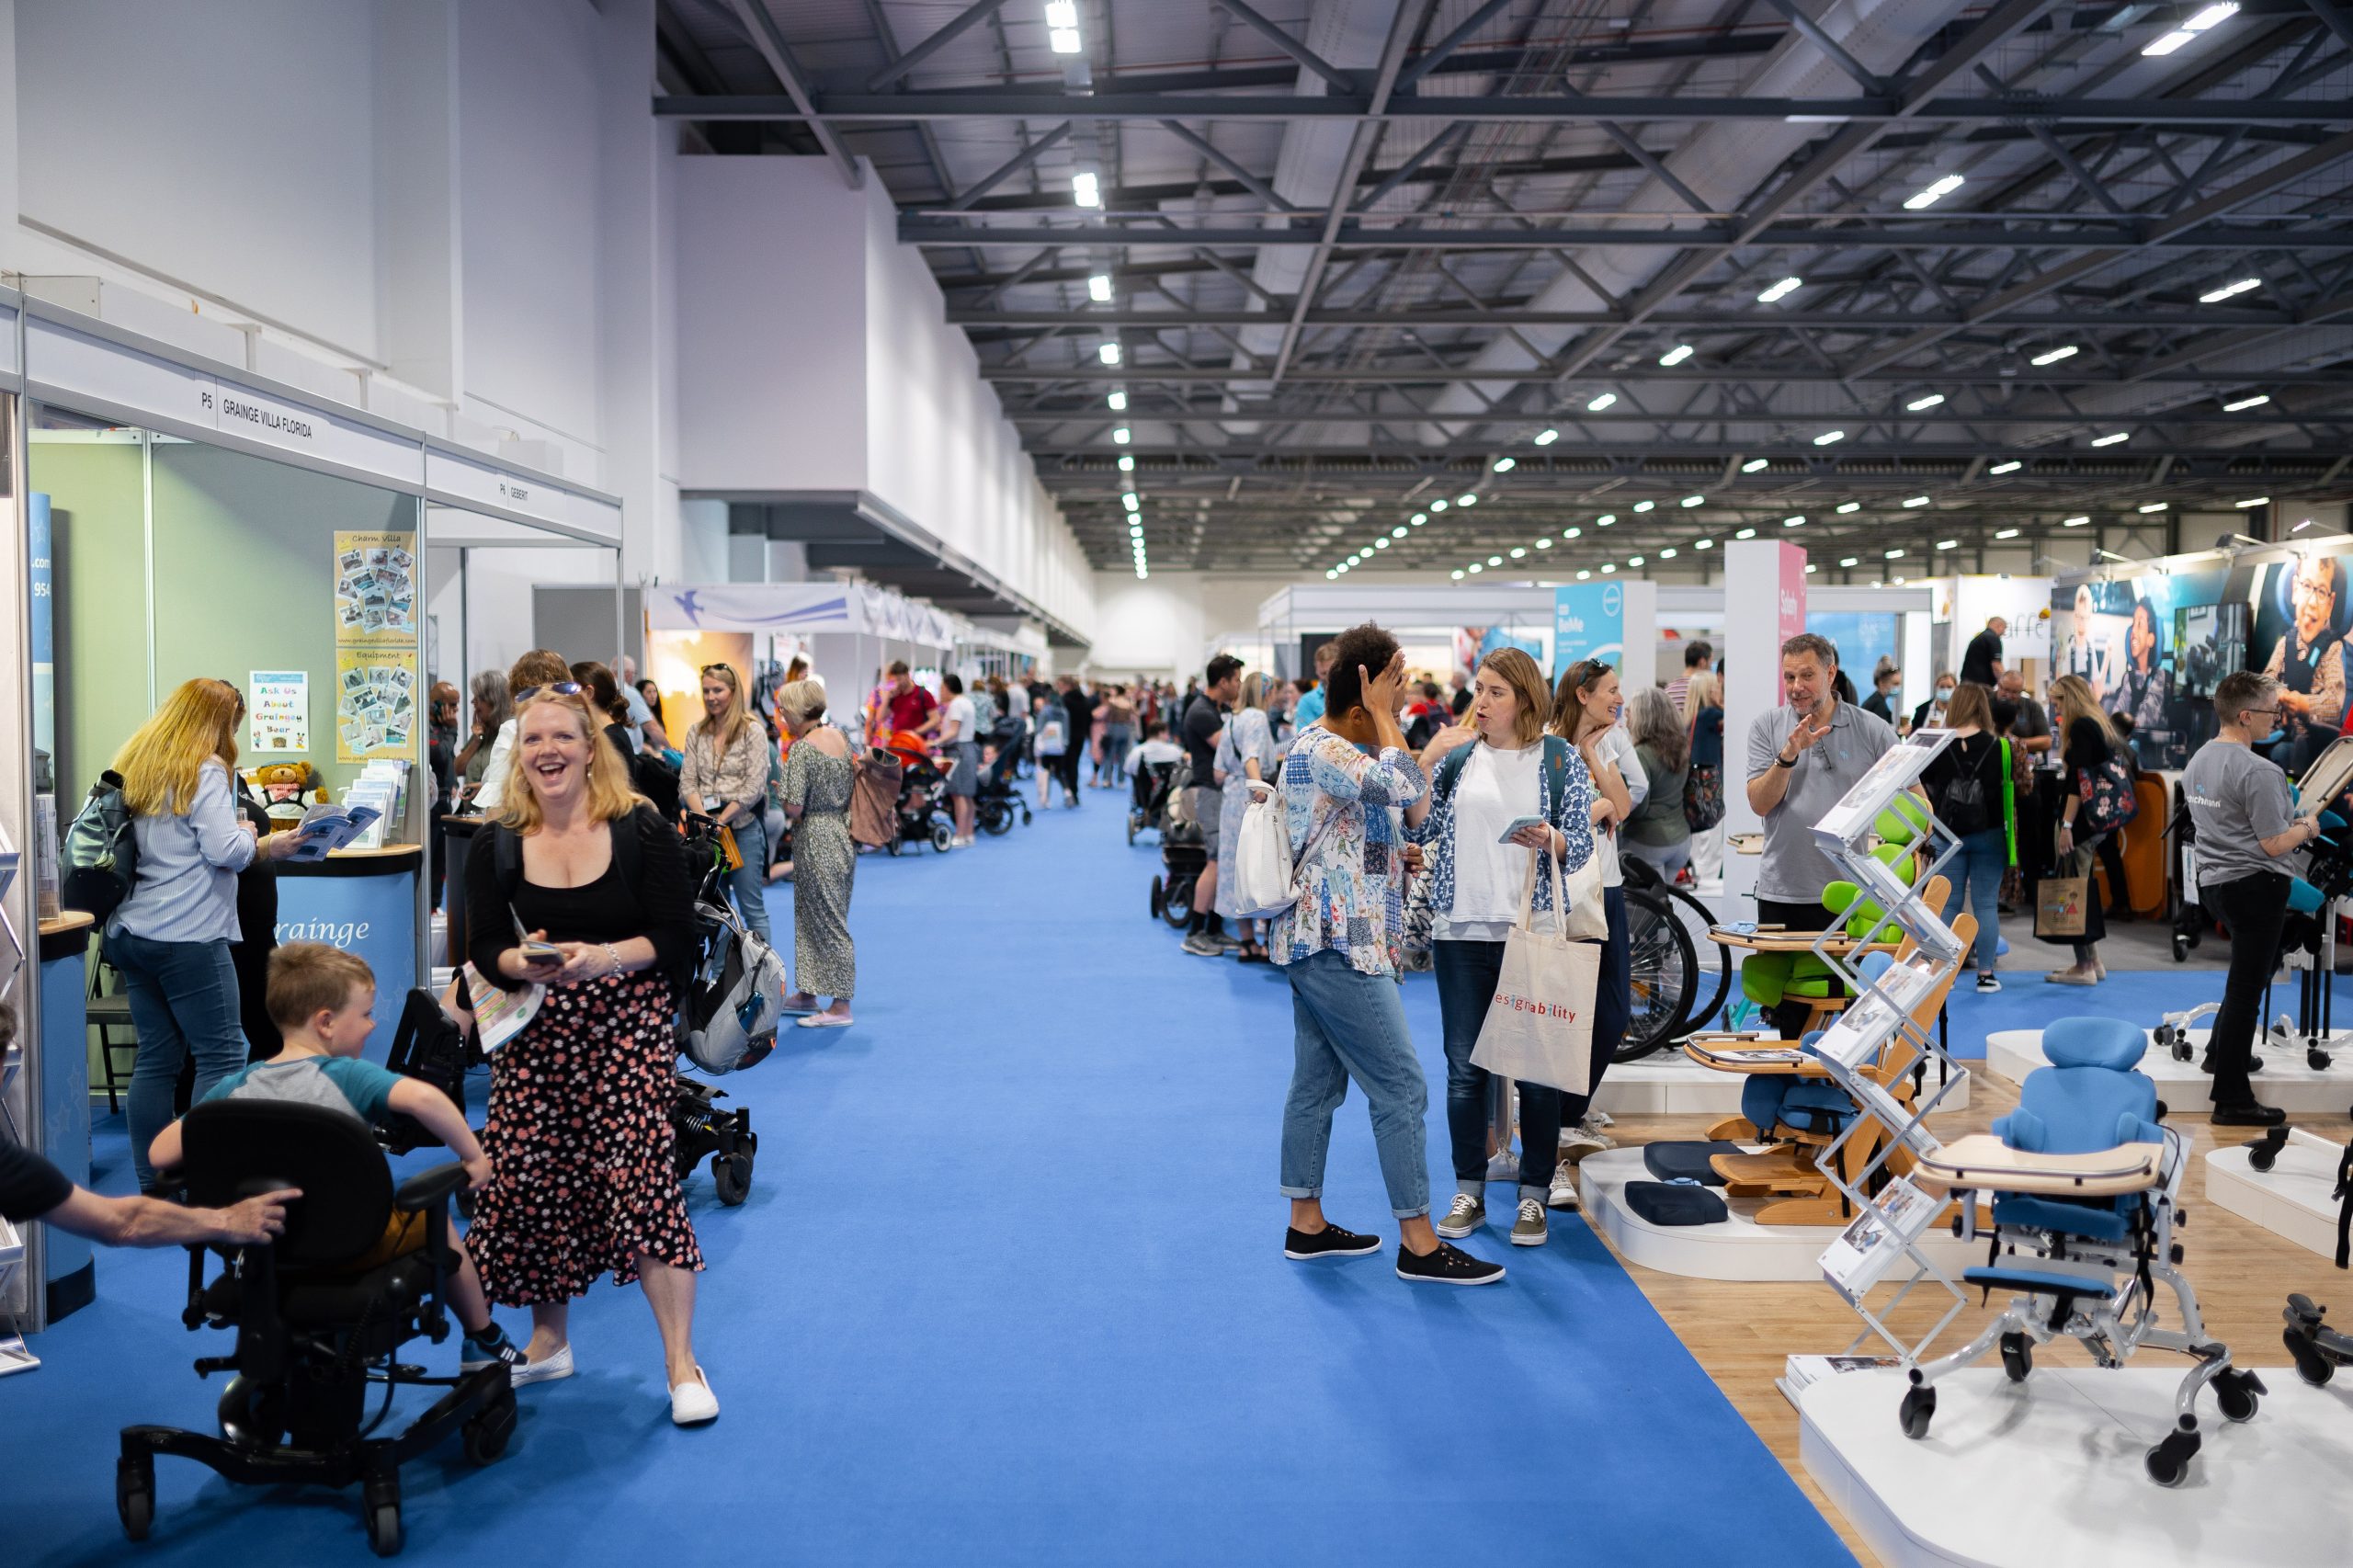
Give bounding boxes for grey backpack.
[61,769,138,921]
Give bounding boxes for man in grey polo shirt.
[1745,632,1899,931]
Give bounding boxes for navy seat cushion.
[1623,1182,1729,1226]
[1643,1141,1745,1186]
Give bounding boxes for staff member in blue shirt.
[1289,640,1338,731]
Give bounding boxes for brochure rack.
[0,823,35,1369]
[1796,731,1977,1369]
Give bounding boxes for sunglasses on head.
[514,681,585,702]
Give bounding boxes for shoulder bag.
[1469,850,1602,1095]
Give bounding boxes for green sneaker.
[1510,1198,1549,1246]
[1434,1192,1485,1239]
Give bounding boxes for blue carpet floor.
[6,800,1870,1566]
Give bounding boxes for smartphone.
[1496,814,1548,845]
[511,911,564,964]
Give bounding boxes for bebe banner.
[1470,851,1601,1095]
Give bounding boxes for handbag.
[2077,750,2140,835]
[2035,873,2089,939]
[1036,714,1068,756]
[1558,841,1609,942]
[1683,763,1723,833]
[1470,852,1602,1096]
[1228,778,1295,918]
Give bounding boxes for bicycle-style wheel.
[1620,884,1698,1061]
[1663,882,1732,1035]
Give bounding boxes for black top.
[1,1134,73,1223]
[1861,689,1895,725]
[1923,732,2005,817]
[1961,629,2004,687]
[2063,716,2109,790]
[429,720,459,805]
[1063,687,1097,739]
[1182,695,1224,779]
[465,806,696,994]
[1450,686,1473,717]
[1690,705,1724,768]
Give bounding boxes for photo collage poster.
[2049,539,2352,774]
[333,530,419,763]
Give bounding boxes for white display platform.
[1987,1028,2353,1118]
[1580,1147,1985,1281]
[1592,1048,1969,1118]
[2206,1130,2351,1259]
[1802,1367,2353,1568]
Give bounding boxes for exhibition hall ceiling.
[657,0,2353,580]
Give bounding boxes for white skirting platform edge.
[1593,1049,1971,1118]
[1579,1147,1985,1282]
[2205,1131,2351,1260]
[1986,1028,2353,1117]
[1801,1367,2353,1568]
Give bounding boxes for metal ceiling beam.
[1757,0,1886,95]
[988,366,2353,385]
[944,121,1072,210]
[863,0,1012,92]
[1211,0,1357,96]
[949,307,2297,331]
[651,91,2353,126]
[900,221,2353,251]
[720,0,859,187]
[1392,0,1516,97]
[1156,119,1297,211]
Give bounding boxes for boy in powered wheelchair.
[123,942,524,1554]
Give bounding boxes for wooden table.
[1707,927,1897,957]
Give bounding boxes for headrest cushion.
[1856,951,1895,983]
[2041,1016,2147,1072]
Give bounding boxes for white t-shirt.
[472,719,518,812]
[1438,742,1543,942]
[1127,738,1184,772]
[1588,724,1649,890]
[944,694,977,744]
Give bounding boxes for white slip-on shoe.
[508,1343,574,1387]
[798,1011,853,1028]
[670,1366,720,1426]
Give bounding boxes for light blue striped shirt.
[108,759,256,945]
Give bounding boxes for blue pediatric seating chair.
[1898,1017,2256,1486]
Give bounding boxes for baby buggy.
[881,729,956,855]
[1129,759,1176,846]
[670,813,790,1204]
[1147,761,1210,930]
[976,735,1032,836]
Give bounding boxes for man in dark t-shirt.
[1181,654,1245,956]
[1961,618,2006,687]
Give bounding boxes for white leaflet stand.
[1986,1028,2353,1117]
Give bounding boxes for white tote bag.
[1557,837,1609,942]
[1470,853,1601,1096]
[1230,778,1297,918]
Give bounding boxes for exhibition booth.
[0,288,621,1334]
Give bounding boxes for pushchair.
[667,814,782,1204]
[1147,761,1209,929]
[976,730,1032,836]
[1129,759,1176,846]
[882,728,956,855]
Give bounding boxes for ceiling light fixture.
[1885,548,1904,559]
[1430,499,1449,513]
[1839,556,1859,568]
[1813,429,1846,446]
[1658,547,1677,560]
[1588,392,1619,412]
[1487,555,1503,566]
[1576,570,1592,581]
[1374,538,1391,550]
[1046,0,1083,53]
[1535,538,1552,550]
[2200,277,2260,303]
[1633,500,1655,513]
[1508,546,1525,559]
[1695,538,1714,550]
[1493,456,1516,472]
[1117,454,1134,472]
[1532,428,1559,447]
[2139,502,2168,513]
[1681,494,1705,507]
[2236,496,2270,508]
[1111,426,1131,445]
[1903,495,1931,508]
[2029,345,2078,367]
[1742,457,1769,473]
[1757,276,1802,303]
[1107,390,1127,411]
[1458,494,1478,506]
[2063,516,2089,527]
[1836,501,1861,514]
[2090,432,2129,447]
[1596,514,1616,526]
[1783,515,1805,528]
[1450,569,1465,580]
[1629,555,1646,567]
[1072,171,1101,208]
[2223,393,2270,412]
[1989,460,2022,474]
[1086,272,1112,301]
[1391,525,1408,539]
[1659,344,1694,367]
[1468,562,1483,574]
[1906,392,1946,412]
[1563,527,1582,540]
[1995,527,2020,539]
[1097,341,1120,365]
[1734,528,1757,540]
[2145,2,2236,54]
[1937,539,1959,551]
[1410,512,1427,525]
[1601,562,1617,574]
[1904,173,1964,210]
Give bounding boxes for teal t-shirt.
[1292,687,1326,729]
[200,1055,402,1126]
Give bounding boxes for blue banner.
[1552,582,1625,676]
[30,493,52,756]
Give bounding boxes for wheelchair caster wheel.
[2000,1332,2032,1384]
[117,1454,154,1542]
[2172,936,2188,961]
[2312,1049,2334,1072]
[1148,875,1165,921]
[2214,1368,2266,1423]
[2145,1426,2200,1488]
[2154,1024,2177,1048]
[929,823,953,854]
[2171,1040,2192,1063]
[1126,815,1139,846]
[1899,1385,1936,1439]
[463,1391,517,1465]
[2246,1129,2288,1174]
[712,1150,753,1207]
[364,1475,403,1557]
[2286,1329,2336,1387]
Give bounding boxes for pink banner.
[1777,543,1808,701]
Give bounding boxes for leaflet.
[463,962,542,1055]
[283,802,382,862]
[1819,1176,1940,1303]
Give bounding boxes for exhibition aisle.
[4,807,1855,1567]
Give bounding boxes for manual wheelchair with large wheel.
[117,1099,517,1556]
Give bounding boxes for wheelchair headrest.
[1856,951,1895,983]
[181,1100,394,1268]
[2040,1016,2147,1071]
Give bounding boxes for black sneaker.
[1395,1242,1506,1286]
[1284,1223,1383,1260]
[2211,1101,2287,1128]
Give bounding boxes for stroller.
[1128,759,1176,846]
[976,732,1032,836]
[1147,760,1209,930]
[671,812,788,1204]
[881,728,956,855]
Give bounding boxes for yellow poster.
[335,647,419,763]
[333,530,418,645]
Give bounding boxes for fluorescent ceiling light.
[1458,493,1478,506]
[1734,528,1757,540]
[1117,454,1134,472]
[1532,428,1559,447]
[1534,538,1552,549]
[1658,547,1678,560]
[2187,3,2240,29]
[1410,512,1427,525]
[1596,514,1617,526]
[1836,501,1861,514]
[1087,273,1112,301]
[1805,562,1819,574]
[1885,548,1905,559]
[1742,458,1769,473]
[1563,527,1582,540]
[1695,539,1714,550]
[1906,393,1946,412]
[1839,556,1859,567]
[1044,2,1078,28]
[2200,278,2259,303]
[2139,502,2168,513]
[2236,496,2270,508]
[1107,390,1127,411]
[1659,345,1694,367]
[2090,432,2129,447]
[1374,538,1391,550]
[1097,341,1120,365]
[1073,171,1101,208]
[1391,525,1408,539]
[2029,345,2078,367]
[1430,498,1448,513]
[1449,569,1464,580]
[1509,546,1526,559]
[1600,562,1617,574]
[1757,277,1802,303]
[1681,494,1705,507]
[1814,429,1846,446]
[1111,426,1131,444]
[1995,527,2020,539]
[1576,570,1592,581]
[1120,491,1139,510]
[1903,174,1964,211]
[1632,500,1654,513]
[1587,392,1618,412]
[1629,555,1646,567]
[2143,29,2194,54]
[1328,570,1340,580]
[2222,393,2270,412]
[1467,562,1483,574]
[1492,457,1516,472]
[1904,495,1931,508]
[1487,555,1503,566]
[2063,516,2089,527]
[1989,460,2022,474]
[1937,539,1959,551]
[1783,515,1805,528]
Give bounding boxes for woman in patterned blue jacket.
[1401,648,1597,1249]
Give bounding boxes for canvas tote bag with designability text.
[1470,851,1602,1096]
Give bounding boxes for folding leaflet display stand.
[1795,729,1978,1371]
[0,822,35,1373]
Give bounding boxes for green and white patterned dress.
[779,735,858,998]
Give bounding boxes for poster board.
[248,670,308,754]
[333,531,418,644]
[333,529,420,764]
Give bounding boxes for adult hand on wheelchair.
[215,1187,302,1246]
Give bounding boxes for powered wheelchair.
[118,1099,517,1556]
[1899,1016,2256,1487]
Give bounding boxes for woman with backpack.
[680,661,774,945]
[2047,673,2124,986]
[1401,648,1595,1247]
[1921,681,2012,993]
[464,681,713,1422]
[101,679,301,1191]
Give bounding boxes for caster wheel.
[2145,1426,2200,1487]
[1126,816,1138,846]
[2247,1129,2286,1173]
[2154,1024,2176,1048]
[2313,1050,2334,1071]
[2000,1332,2032,1384]
[712,1151,753,1207]
[930,823,953,854]
[364,1476,403,1557]
[2214,1368,2265,1423]
[2173,937,2188,962]
[463,1391,517,1464]
[117,1454,154,1543]
[2172,1040,2192,1062]
[1899,1384,1936,1439]
[1149,875,1165,920]
[2286,1331,2336,1387]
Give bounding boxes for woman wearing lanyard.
[1543,659,1646,1203]
[1404,650,1596,1245]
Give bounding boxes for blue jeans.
[1435,939,1565,1201]
[1279,949,1432,1219]
[725,817,773,944]
[1102,725,1133,784]
[104,929,245,1193]
[1950,826,2006,971]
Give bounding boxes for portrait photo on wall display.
[2049,568,2239,772]
[2251,547,2352,774]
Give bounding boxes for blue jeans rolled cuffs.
[1279,948,1433,1219]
